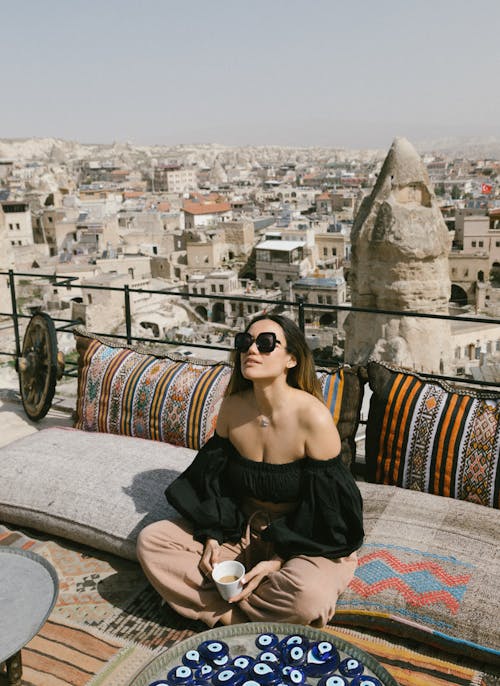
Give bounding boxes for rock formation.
[344,137,452,374]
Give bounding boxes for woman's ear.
[286,355,297,369]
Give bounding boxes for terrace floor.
[0,363,75,447]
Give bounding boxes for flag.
[481,183,493,194]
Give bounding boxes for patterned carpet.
[1,524,498,686]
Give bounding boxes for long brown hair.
[225,314,324,401]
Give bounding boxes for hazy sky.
[2,0,500,149]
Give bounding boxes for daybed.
[0,328,499,673]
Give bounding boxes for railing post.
[124,285,132,344]
[8,270,21,362]
[296,295,305,333]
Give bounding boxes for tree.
[451,185,461,200]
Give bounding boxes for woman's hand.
[199,538,221,578]
[228,558,282,603]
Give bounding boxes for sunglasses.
[234,331,284,354]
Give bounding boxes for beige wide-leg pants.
[136,510,357,628]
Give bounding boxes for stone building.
[344,137,452,374]
[255,239,311,292]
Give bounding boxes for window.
[323,247,328,256]
[472,241,477,247]
[464,269,469,277]
[332,247,337,256]
[192,287,197,294]
[88,294,93,304]
[265,272,273,280]
[326,295,332,304]
[479,241,484,247]
[8,223,13,230]
[496,242,500,247]
[219,284,224,292]
[16,223,20,230]
[201,288,206,295]
[211,285,216,293]
[455,347,461,359]
[317,295,324,304]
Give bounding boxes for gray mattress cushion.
[0,427,196,560]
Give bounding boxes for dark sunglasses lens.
[235,332,252,352]
[256,333,276,353]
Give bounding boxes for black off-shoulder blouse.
[165,433,364,560]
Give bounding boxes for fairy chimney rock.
[344,137,452,374]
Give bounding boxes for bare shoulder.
[296,390,341,460]
[215,392,250,437]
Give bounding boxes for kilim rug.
[1,524,498,686]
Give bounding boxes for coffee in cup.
[212,561,245,601]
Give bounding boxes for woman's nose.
[247,340,260,353]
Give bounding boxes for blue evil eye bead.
[199,641,230,666]
[279,635,309,654]
[317,677,349,686]
[212,667,246,686]
[167,665,195,685]
[183,650,205,669]
[241,682,261,686]
[194,664,215,680]
[338,658,364,678]
[304,647,340,678]
[349,677,382,686]
[148,681,169,686]
[258,651,281,665]
[281,644,307,667]
[281,666,307,685]
[248,661,281,685]
[231,656,255,671]
[310,642,338,663]
[256,633,279,651]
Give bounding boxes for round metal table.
[0,548,58,685]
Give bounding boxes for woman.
[137,314,363,628]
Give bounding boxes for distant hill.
[1,135,499,163]
[415,136,500,159]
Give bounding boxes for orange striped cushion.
[75,335,232,450]
[366,361,500,508]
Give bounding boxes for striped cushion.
[365,361,500,508]
[75,333,232,450]
[74,330,362,462]
[317,366,363,467]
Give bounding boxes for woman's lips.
[243,357,260,366]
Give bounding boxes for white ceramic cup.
[212,560,245,601]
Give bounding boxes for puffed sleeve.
[262,457,364,560]
[165,434,245,545]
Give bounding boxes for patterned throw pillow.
[335,481,500,665]
[74,330,232,450]
[365,360,500,508]
[317,366,364,468]
[73,329,363,463]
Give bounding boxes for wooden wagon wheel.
[18,312,63,421]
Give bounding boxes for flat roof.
[256,240,304,251]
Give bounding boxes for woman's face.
[239,319,296,382]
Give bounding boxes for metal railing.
[1,269,499,389]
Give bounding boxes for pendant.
[260,417,270,427]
